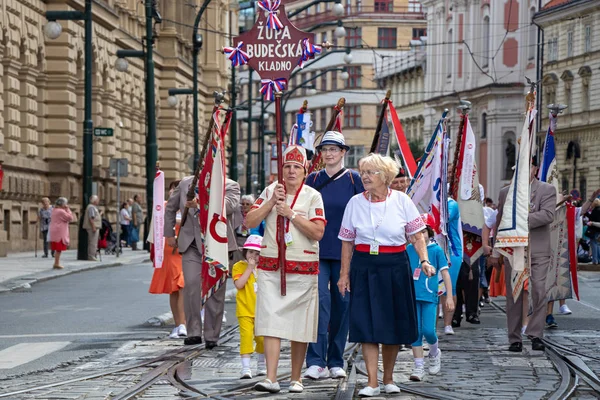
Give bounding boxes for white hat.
[283,145,308,169]
[316,131,350,151]
[243,234,262,251]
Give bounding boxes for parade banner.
[539,112,559,193]
[546,205,572,302]
[407,111,449,255]
[388,101,417,177]
[567,203,580,300]
[152,169,165,269]
[198,110,231,304]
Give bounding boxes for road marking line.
[0,331,161,339]
[578,300,600,313]
[0,342,70,369]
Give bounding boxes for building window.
[580,177,587,200]
[579,67,591,111]
[331,70,338,90]
[321,31,328,45]
[345,0,352,14]
[378,28,397,48]
[345,145,366,168]
[344,105,361,128]
[346,27,362,47]
[408,0,422,12]
[412,28,426,40]
[528,8,536,60]
[481,113,487,139]
[482,17,490,68]
[584,25,591,53]
[346,66,362,89]
[561,176,569,193]
[320,108,327,130]
[567,30,573,58]
[374,0,392,12]
[448,29,453,78]
[310,71,317,93]
[321,71,327,91]
[549,37,558,61]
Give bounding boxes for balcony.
[289,4,426,30]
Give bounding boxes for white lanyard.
[368,191,388,243]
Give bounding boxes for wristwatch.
[290,212,297,221]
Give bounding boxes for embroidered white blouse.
[338,189,425,246]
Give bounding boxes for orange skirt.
[149,238,184,294]
[489,263,529,298]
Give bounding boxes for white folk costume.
[252,145,326,343]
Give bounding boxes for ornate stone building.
[0,0,234,253]
[534,0,600,199]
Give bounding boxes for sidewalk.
[0,246,149,294]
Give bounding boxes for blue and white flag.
[538,112,559,194]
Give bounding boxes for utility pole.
[230,63,238,181]
[246,69,254,194]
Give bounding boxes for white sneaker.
[559,305,572,315]
[177,324,187,337]
[330,367,347,379]
[358,386,380,397]
[410,366,425,381]
[429,349,442,375]
[257,362,267,376]
[289,380,304,393]
[444,325,455,335]
[240,367,252,379]
[304,365,329,379]
[384,383,401,394]
[438,307,443,319]
[254,379,280,393]
[222,310,227,323]
[521,325,527,335]
[169,327,179,339]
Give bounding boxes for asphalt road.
[0,262,171,378]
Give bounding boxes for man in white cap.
[304,131,364,380]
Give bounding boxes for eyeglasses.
[359,170,381,177]
[321,147,341,154]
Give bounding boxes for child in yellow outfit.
[233,234,266,379]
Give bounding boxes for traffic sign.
[109,158,128,177]
[94,127,114,137]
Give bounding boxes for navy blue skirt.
[349,251,418,345]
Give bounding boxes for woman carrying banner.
[246,145,326,394]
[148,180,186,339]
[304,131,364,380]
[337,153,435,397]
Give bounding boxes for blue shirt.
[407,242,448,303]
[447,198,463,269]
[306,169,364,260]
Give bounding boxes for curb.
[145,312,174,327]
[577,264,600,272]
[0,256,150,295]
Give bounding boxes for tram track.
[490,300,600,399]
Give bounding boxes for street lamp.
[334,20,346,38]
[167,95,179,108]
[309,87,318,96]
[343,52,353,64]
[45,3,93,261]
[332,1,345,17]
[114,57,129,72]
[340,70,350,80]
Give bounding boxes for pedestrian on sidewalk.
[83,195,102,261]
[164,177,239,348]
[406,213,454,382]
[232,234,266,379]
[246,145,326,394]
[304,131,364,381]
[130,195,144,251]
[49,197,73,269]
[120,202,132,247]
[38,197,54,258]
[337,154,435,397]
[148,180,186,339]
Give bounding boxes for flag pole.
[369,89,392,154]
[449,100,471,199]
[275,91,287,296]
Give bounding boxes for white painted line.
[0,342,70,369]
[0,331,161,339]
[578,300,600,313]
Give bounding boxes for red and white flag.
[198,110,232,304]
[152,169,165,269]
[388,101,417,178]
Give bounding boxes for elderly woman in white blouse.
[337,153,435,397]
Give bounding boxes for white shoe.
[438,308,443,319]
[254,379,280,393]
[289,380,304,393]
[429,349,442,375]
[358,386,380,397]
[384,383,401,394]
[521,325,527,335]
[330,367,347,379]
[410,366,425,381]
[222,310,227,323]
[444,326,455,335]
[177,324,187,337]
[304,365,329,379]
[240,367,252,379]
[169,327,179,339]
[257,362,267,376]
[559,305,572,315]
